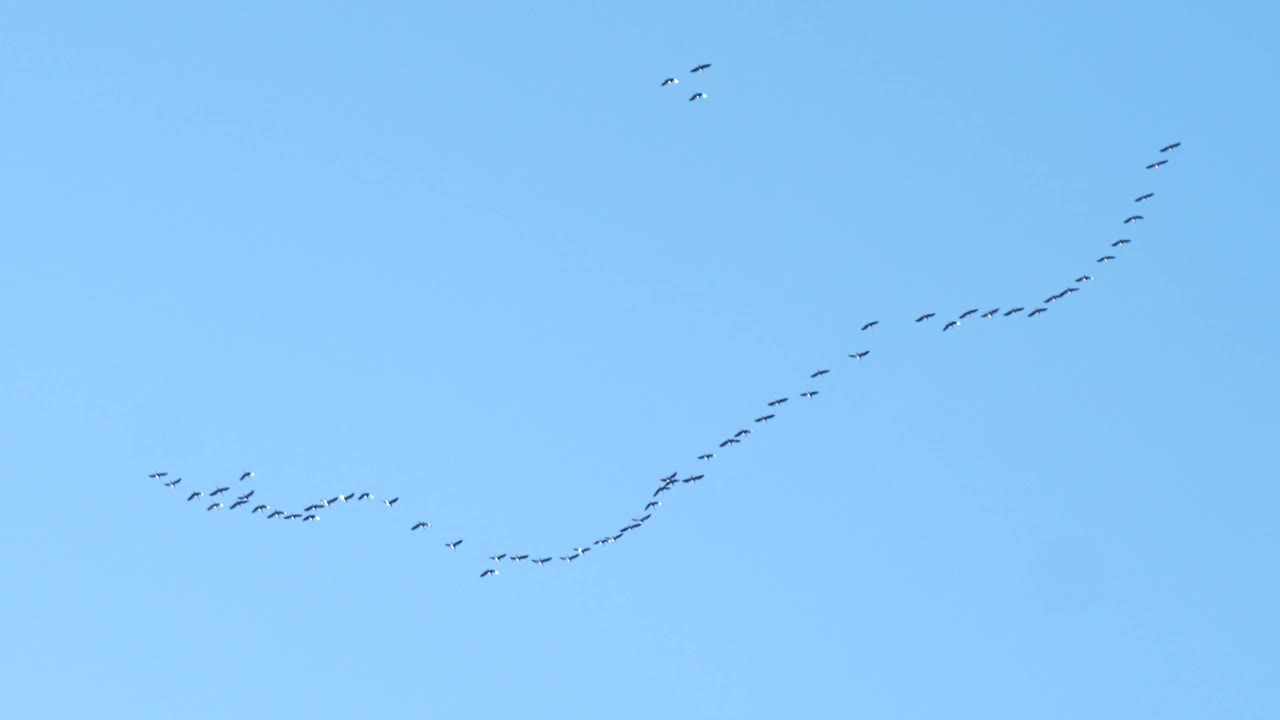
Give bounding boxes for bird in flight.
[660,77,678,86]
[682,474,704,484]
[490,554,506,563]
[1097,255,1116,263]
[768,398,788,407]
[148,472,168,480]
[207,502,223,511]
[1076,275,1093,283]
[1112,239,1131,247]
[445,539,463,549]
[861,321,879,331]
[755,414,775,423]
[959,309,978,319]
[239,472,254,482]
[411,522,431,531]
[981,308,999,318]
[810,369,830,378]
[480,569,498,578]
[532,557,552,565]
[210,487,229,497]
[719,438,740,447]
[645,501,661,510]
[187,491,203,501]
[1123,215,1144,224]
[228,499,248,510]
[510,555,529,562]
[916,313,935,322]
[943,321,960,332]
[163,478,182,488]
[1028,308,1047,317]
[689,92,708,102]
[733,429,752,438]
[697,453,714,461]
[1160,142,1181,153]
[800,391,819,398]
[690,63,712,73]
[1146,160,1168,169]
[383,497,399,508]
[302,514,320,522]
[1003,307,1025,316]
[357,492,373,501]
[849,351,870,361]
[266,510,283,519]
[1135,193,1154,202]
[237,490,254,502]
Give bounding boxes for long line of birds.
[149,101,1182,577]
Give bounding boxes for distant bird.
[239,472,254,482]
[1146,160,1168,169]
[981,308,999,318]
[800,391,819,398]
[916,313,935,322]
[682,474,704,484]
[1123,215,1143,224]
[660,77,678,86]
[207,502,223,511]
[480,569,498,578]
[697,453,715,461]
[1076,275,1093,282]
[754,414,775,423]
[768,398,788,407]
[148,472,168,480]
[562,555,579,563]
[383,497,399,508]
[849,351,870,361]
[1065,287,1080,294]
[267,510,283,519]
[620,524,641,533]
[237,490,254,502]
[251,504,268,514]
[1003,307,1025,316]
[959,309,978,319]
[689,92,708,102]
[490,554,506,562]
[411,522,431,531]
[690,63,712,73]
[634,514,651,523]
[229,499,248,510]
[660,472,678,483]
[339,493,354,503]
[284,513,301,520]
[1097,255,1116,263]
[532,557,552,565]
[861,321,879,331]
[645,501,661,510]
[357,492,373,501]
[302,515,320,522]
[719,438,740,447]
[511,555,529,562]
[210,487,229,496]
[326,496,339,506]
[1112,239,1131,247]
[810,369,830,378]
[733,429,752,438]
[1160,142,1181,153]
[1135,193,1154,202]
[943,321,959,332]
[1045,293,1064,303]
[304,504,321,512]
[654,485,671,497]
[445,539,463,549]
[163,478,182,488]
[1028,308,1047,317]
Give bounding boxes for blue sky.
[2,2,1278,718]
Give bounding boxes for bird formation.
[150,141,1182,578]
[660,62,714,103]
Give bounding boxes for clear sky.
[2,2,1278,718]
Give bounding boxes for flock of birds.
[149,64,1184,578]
[660,62,713,102]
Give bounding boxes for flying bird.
[682,474,704,484]
[1076,275,1093,282]
[411,522,431,531]
[689,92,708,102]
[511,555,529,562]
[768,398,788,406]
[252,504,268,514]
[981,308,999,318]
[800,391,819,398]
[148,472,168,480]
[645,501,661,510]
[1160,142,1181,153]
[690,63,712,73]
[303,504,322,512]
[1135,193,1154,202]
[959,309,978,319]
[1123,215,1143,224]
[163,478,182,488]
[357,492,372,501]
[229,500,248,510]
[849,351,870,360]
[733,429,752,438]
[267,510,283,519]
[1065,287,1080,294]
[210,487,229,496]
[445,540,464,549]
[239,472,254,482]
[1146,160,1168,169]
[660,472,678,483]
[1003,307,1025,316]
[719,438,740,447]
[490,554,506,563]
[532,557,552,565]
[237,490,254,501]
[861,321,879,331]
[1028,308,1047,317]
[916,313,935,322]
[810,369,830,378]
[480,569,498,578]
[187,491,202,501]
[943,321,959,332]
[697,453,715,461]
[634,514,652,523]
[1097,256,1116,263]
[207,502,223,511]
[1112,239,1131,247]
[755,414,775,423]
[654,485,671,497]
[660,77,678,86]
[383,497,399,508]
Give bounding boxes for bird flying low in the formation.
[1135,193,1154,202]
[210,486,229,496]
[768,398,788,406]
[734,429,752,438]
[660,77,678,86]
[239,472,254,482]
[943,321,960,332]
[755,414,775,423]
[445,539,464,549]
[690,63,712,73]
[981,308,999,318]
[187,491,203,501]
[1160,142,1181,153]
[1003,307,1025,316]
[238,490,254,501]
[228,499,248,510]
[1112,239,1131,247]
[207,502,223,511]
[411,522,431,531]
[849,350,870,360]
[1065,287,1080,294]
[1028,308,1047,317]
[719,438,740,447]
[266,510,283,518]
[1123,215,1144,224]
[383,497,399,508]
[480,569,498,578]
[861,321,879,331]
[148,472,168,480]
[959,309,979,319]
[1076,275,1093,282]
[689,92,708,102]
[810,369,830,378]
[163,478,182,488]
[916,313,935,322]
[653,485,671,497]
[1097,255,1116,263]
[302,514,320,522]
[1146,160,1168,169]
[697,453,714,461]
[645,501,661,510]
[660,472,678,483]
[800,391,819,398]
